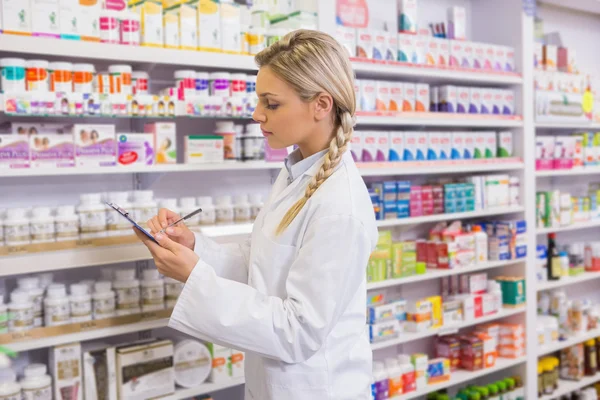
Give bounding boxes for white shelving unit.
[356,114,524,128]
[536,220,600,235]
[538,375,600,400]
[537,271,600,292]
[375,206,524,228]
[536,167,600,177]
[165,378,246,400]
[538,327,600,357]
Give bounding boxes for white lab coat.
[169,151,378,399]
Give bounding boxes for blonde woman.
[137,30,378,399]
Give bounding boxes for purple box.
[74,124,116,167]
[0,135,30,169]
[117,133,155,166]
[30,134,74,168]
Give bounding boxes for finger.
[133,227,161,255]
[148,217,162,235]
[155,232,181,253]
[158,208,180,229]
[165,226,186,237]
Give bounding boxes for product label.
[234,206,250,222]
[45,303,70,326]
[134,206,158,226]
[93,296,116,319]
[31,222,55,242]
[4,224,30,243]
[165,282,183,301]
[70,299,92,319]
[142,286,165,306]
[107,212,130,231]
[79,211,107,233]
[22,384,52,400]
[216,207,234,223]
[8,308,34,330]
[55,220,79,237]
[115,287,141,310]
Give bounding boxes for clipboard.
[105,202,158,244]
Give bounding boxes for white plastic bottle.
[8,290,34,332]
[44,284,71,326]
[384,357,403,397]
[249,194,264,221]
[17,277,44,328]
[20,364,52,400]
[113,269,141,316]
[472,225,488,264]
[234,194,251,224]
[77,193,108,239]
[141,269,165,312]
[106,192,132,236]
[37,273,54,290]
[132,191,157,228]
[487,280,503,314]
[4,208,31,246]
[70,284,92,322]
[0,301,7,334]
[0,369,21,400]
[0,209,5,245]
[29,207,55,244]
[215,195,234,225]
[164,277,184,309]
[54,206,79,241]
[92,281,116,320]
[78,280,95,294]
[197,197,216,226]
[159,198,179,216]
[179,197,200,228]
[372,361,388,400]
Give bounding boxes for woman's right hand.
[147,208,195,251]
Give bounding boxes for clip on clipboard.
[105,202,158,244]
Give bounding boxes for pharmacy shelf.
[351,59,523,85]
[538,375,600,400]
[538,326,600,357]
[535,121,600,129]
[356,113,524,128]
[538,0,600,15]
[6,318,170,352]
[0,35,257,70]
[537,271,600,292]
[367,259,524,291]
[166,377,246,400]
[358,159,524,177]
[536,220,600,235]
[0,162,283,178]
[400,356,527,400]
[536,167,600,177]
[0,224,253,276]
[375,206,524,228]
[370,307,525,350]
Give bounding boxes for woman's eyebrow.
[258,92,279,97]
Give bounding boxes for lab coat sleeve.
[193,232,250,284]
[169,215,371,364]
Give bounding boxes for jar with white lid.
[164,277,184,308]
[215,121,237,161]
[173,340,212,388]
[69,283,92,322]
[0,368,21,400]
[99,9,120,43]
[195,72,209,97]
[249,194,264,221]
[0,301,7,334]
[120,11,141,46]
[17,277,44,328]
[175,70,196,100]
[93,281,115,320]
[9,290,34,332]
[106,191,132,236]
[30,207,55,244]
[158,198,179,217]
[234,195,251,223]
[132,190,157,227]
[246,75,256,94]
[44,284,70,326]
[73,63,95,94]
[215,196,234,225]
[141,269,165,312]
[131,71,149,95]
[231,73,247,97]
[234,124,244,161]
[210,72,231,97]
[179,197,200,228]
[25,60,49,92]
[248,27,267,55]
[0,58,26,93]
[49,62,73,93]
[4,208,30,246]
[244,123,265,161]
[54,205,79,241]
[113,269,141,316]
[78,194,107,239]
[108,65,132,95]
[197,196,216,226]
[20,364,52,400]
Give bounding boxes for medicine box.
[425,37,437,66]
[350,130,363,162]
[427,132,442,160]
[403,83,416,112]
[73,124,116,167]
[451,132,464,159]
[439,86,457,113]
[335,26,356,57]
[435,38,449,66]
[440,133,451,160]
[165,1,198,50]
[376,81,391,111]
[427,358,451,384]
[368,302,395,324]
[389,82,403,112]
[449,40,463,68]
[362,130,378,162]
[414,35,427,64]
[472,43,485,69]
[221,1,241,53]
[535,136,555,170]
[356,29,373,59]
[469,88,481,114]
[398,0,417,33]
[360,80,377,112]
[411,354,428,390]
[447,6,466,40]
[456,86,469,114]
[483,132,497,158]
[129,0,164,47]
[185,135,224,164]
[58,0,82,40]
[492,89,504,114]
[50,343,83,400]
[145,122,177,164]
[480,89,494,114]
[389,131,404,161]
[543,44,557,71]
[498,131,513,157]
[196,0,221,52]
[369,320,400,343]
[373,30,387,60]
[2,0,32,35]
[207,343,231,382]
[405,299,432,332]
[117,133,155,166]
[483,45,495,70]
[30,134,75,168]
[503,90,515,115]
[397,33,416,63]
[0,134,30,169]
[83,345,118,400]
[415,84,429,112]
[31,0,60,38]
[387,34,398,61]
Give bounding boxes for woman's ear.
[314,92,334,121]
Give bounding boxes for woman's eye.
[266,104,279,110]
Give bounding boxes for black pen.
[158,207,203,234]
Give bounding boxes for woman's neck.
[297,126,334,159]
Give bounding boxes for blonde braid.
[275,111,355,235]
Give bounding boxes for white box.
[483,132,497,158]
[389,82,403,112]
[30,134,75,168]
[403,83,416,112]
[463,133,475,159]
[116,133,155,166]
[503,90,515,115]
[336,25,356,57]
[350,130,363,162]
[79,0,101,40]
[494,45,506,72]
[414,131,427,161]
[198,0,221,51]
[473,132,486,159]
[492,89,504,115]
[360,79,377,112]
[498,131,513,157]
[145,122,177,164]
[427,132,442,160]
[435,38,449,66]
[483,44,495,70]
[356,29,374,59]
[398,0,417,33]
[397,33,416,63]
[50,343,83,400]
[376,131,390,161]
[221,2,241,53]
[414,35,428,64]
[450,132,464,160]
[83,345,118,400]
[403,132,419,161]
[73,124,116,167]
[389,131,404,161]
[440,132,451,160]
[185,135,224,163]
[415,84,429,112]
[439,85,457,113]
[0,135,30,169]
[456,86,470,114]
[473,42,485,69]
[481,89,494,114]
[362,130,378,162]
[386,32,398,61]
[2,0,32,34]
[230,350,244,378]
[31,0,60,38]
[373,30,387,60]
[130,1,164,47]
[116,340,175,400]
[207,343,231,383]
[376,81,391,111]
[505,46,516,72]
[58,0,82,39]
[447,6,466,40]
[469,88,482,114]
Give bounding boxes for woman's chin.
[265,136,287,149]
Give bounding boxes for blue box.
[489,235,510,260]
[383,201,398,219]
[383,181,398,202]
[397,181,412,201]
[369,188,379,205]
[371,183,384,203]
[397,201,410,218]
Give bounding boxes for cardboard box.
[0,135,30,169]
[129,0,164,47]
[31,0,60,38]
[83,344,118,400]
[30,134,75,168]
[2,0,32,35]
[145,122,177,164]
[196,0,221,51]
[73,124,116,167]
[184,135,224,164]
[117,133,155,166]
[50,343,83,400]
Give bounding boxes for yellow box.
[129,0,164,47]
[189,0,221,52]
[427,295,442,328]
[163,0,197,50]
[220,1,241,54]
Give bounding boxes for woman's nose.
[252,107,266,123]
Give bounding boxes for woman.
[136,30,378,399]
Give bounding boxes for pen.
[158,207,203,235]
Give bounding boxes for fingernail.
[166,228,174,234]
[161,223,167,228]
[156,234,164,241]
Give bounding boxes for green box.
[401,252,416,277]
[497,277,526,307]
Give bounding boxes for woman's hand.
[134,228,199,282]
[147,208,195,250]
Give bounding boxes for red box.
[473,295,483,318]
[410,186,423,201]
[557,47,568,72]
[427,241,439,269]
[421,185,433,201]
[460,335,484,371]
[422,201,434,216]
[432,185,444,200]
[436,242,450,269]
[416,240,428,263]
[436,336,461,371]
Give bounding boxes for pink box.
[536,136,555,170]
[30,134,75,168]
[553,136,574,169]
[0,135,30,169]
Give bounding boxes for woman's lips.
[261,129,273,137]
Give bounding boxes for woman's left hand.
[134,228,199,282]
